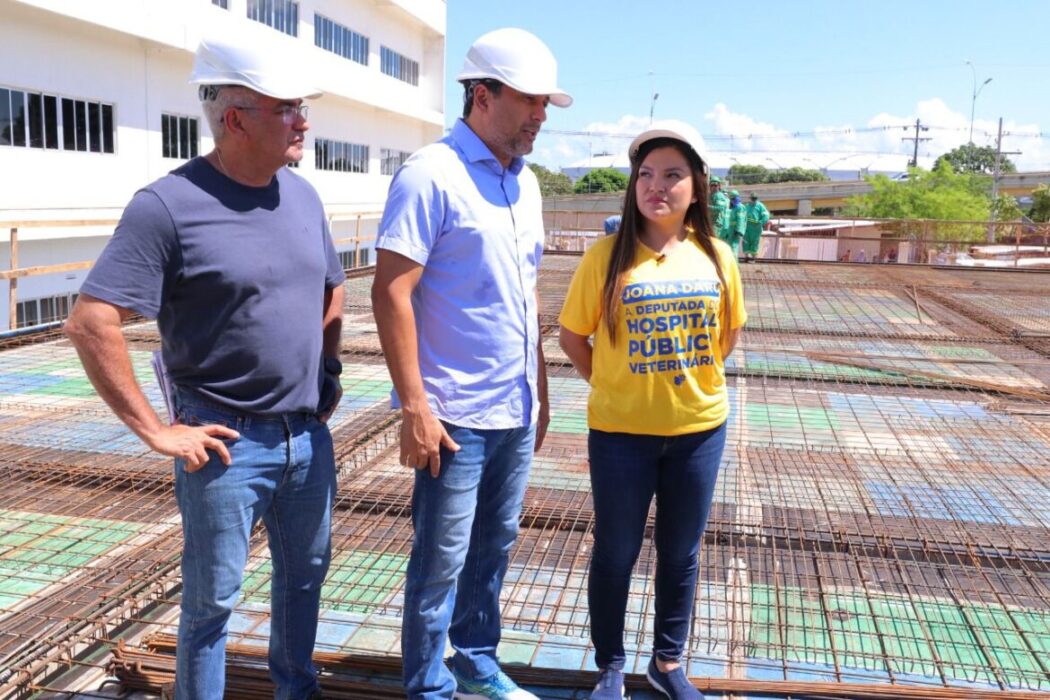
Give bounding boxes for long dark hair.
[600,137,730,345]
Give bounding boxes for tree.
[1028,184,1050,223]
[765,167,829,184]
[991,194,1023,222]
[727,164,769,185]
[726,163,828,185]
[527,163,573,197]
[573,167,629,194]
[933,144,1016,176]
[842,160,991,229]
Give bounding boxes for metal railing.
[1,211,384,332]
[544,214,1050,267]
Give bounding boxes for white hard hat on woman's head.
[190,26,322,100]
[457,28,572,108]
[628,119,708,174]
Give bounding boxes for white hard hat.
[629,119,708,174]
[190,28,322,100]
[457,28,572,108]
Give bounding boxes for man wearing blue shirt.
[371,27,571,700]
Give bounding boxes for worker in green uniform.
[743,192,770,263]
[708,175,729,241]
[725,189,747,256]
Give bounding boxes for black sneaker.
[646,657,704,699]
[590,667,625,699]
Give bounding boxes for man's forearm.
[534,291,549,413]
[322,284,345,357]
[372,286,429,411]
[65,305,165,443]
[536,331,549,414]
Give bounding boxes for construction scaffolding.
[0,259,1048,698]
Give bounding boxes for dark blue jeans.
[401,422,536,700]
[588,422,726,671]
[173,389,336,700]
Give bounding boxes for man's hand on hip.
[318,382,343,424]
[400,404,460,478]
[147,423,240,473]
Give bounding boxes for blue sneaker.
[590,667,626,699]
[646,657,704,699]
[452,668,539,700]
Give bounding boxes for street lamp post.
[727,156,741,185]
[965,60,992,143]
[820,154,857,177]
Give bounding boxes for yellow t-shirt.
[559,233,747,436]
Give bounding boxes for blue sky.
[444,0,1050,173]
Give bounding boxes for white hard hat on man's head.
[628,119,709,174]
[457,28,572,108]
[190,27,322,100]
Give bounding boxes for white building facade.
[0,0,446,330]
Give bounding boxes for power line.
[902,119,932,168]
[543,123,1037,142]
[544,124,919,141]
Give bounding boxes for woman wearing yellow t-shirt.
[559,121,746,700]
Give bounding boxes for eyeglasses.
[231,104,309,124]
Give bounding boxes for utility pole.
[988,116,1023,243]
[901,119,931,168]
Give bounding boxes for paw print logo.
[673,374,686,386]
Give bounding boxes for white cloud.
[536,100,1049,174]
[704,102,809,156]
[567,115,659,168]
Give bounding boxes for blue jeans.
[402,422,536,699]
[173,389,336,700]
[588,422,726,671]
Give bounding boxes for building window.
[315,137,368,173]
[314,14,368,65]
[248,0,299,36]
[2,87,110,152]
[338,248,371,269]
[62,96,114,153]
[212,0,228,8]
[380,148,411,175]
[27,93,59,149]
[161,114,199,159]
[15,300,37,328]
[380,47,419,86]
[15,292,77,328]
[1,88,27,146]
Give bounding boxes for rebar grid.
[0,258,1048,698]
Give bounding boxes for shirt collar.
[450,119,525,175]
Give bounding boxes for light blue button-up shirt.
[376,119,543,429]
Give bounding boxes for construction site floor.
[1,256,1048,699]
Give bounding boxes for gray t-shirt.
[82,157,345,415]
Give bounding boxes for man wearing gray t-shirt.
[64,31,344,700]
